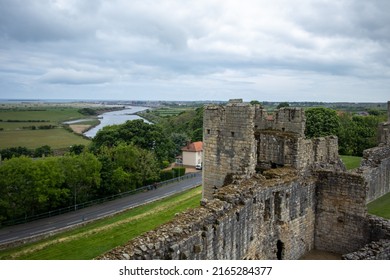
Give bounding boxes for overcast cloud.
[0,0,389,102]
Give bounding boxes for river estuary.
[66,106,150,138]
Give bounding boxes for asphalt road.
[0,173,202,247]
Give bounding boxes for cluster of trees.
[0,153,101,222]
[22,124,57,130]
[153,107,203,156]
[304,107,386,156]
[0,120,177,223]
[0,145,53,159]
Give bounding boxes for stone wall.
[378,101,390,145]
[256,131,299,170]
[254,107,306,136]
[314,170,369,254]
[342,216,390,260]
[98,168,317,260]
[360,146,390,202]
[296,136,340,170]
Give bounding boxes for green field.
[0,129,90,149]
[0,107,91,149]
[0,186,202,260]
[368,192,390,219]
[152,107,195,117]
[0,108,85,123]
[340,155,362,170]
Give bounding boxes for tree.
[59,152,101,208]
[0,157,68,222]
[338,113,382,156]
[338,112,357,155]
[277,102,290,109]
[91,119,175,163]
[96,144,160,195]
[250,100,262,106]
[34,145,52,157]
[171,132,191,156]
[305,107,340,138]
[69,144,86,155]
[0,146,32,160]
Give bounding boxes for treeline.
[0,146,53,159]
[304,107,386,156]
[0,119,49,122]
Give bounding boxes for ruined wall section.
[202,101,257,200]
[314,171,370,254]
[254,106,340,171]
[256,131,300,170]
[98,169,317,260]
[254,107,305,136]
[378,123,390,146]
[359,145,390,202]
[378,101,390,146]
[342,216,390,260]
[297,136,340,170]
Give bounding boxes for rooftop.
[182,141,203,152]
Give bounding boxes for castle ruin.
[99,100,390,260]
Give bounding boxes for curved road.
[0,173,202,247]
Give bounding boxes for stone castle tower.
[378,101,390,146]
[202,99,339,199]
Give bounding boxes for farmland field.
[0,106,92,149]
[0,129,90,149]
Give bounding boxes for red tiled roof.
[182,141,203,152]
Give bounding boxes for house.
[181,141,203,167]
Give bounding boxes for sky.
[0,0,389,102]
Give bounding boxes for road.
[0,173,202,247]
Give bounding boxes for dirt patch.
[300,250,342,260]
[69,124,91,134]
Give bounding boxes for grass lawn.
[0,186,202,260]
[0,128,90,149]
[367,192,390,219]
[340,155,362,170]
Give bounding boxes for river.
[81,106,150,138]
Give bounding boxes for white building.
[181,141,203,167]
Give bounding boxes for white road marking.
[30,227,56,235]
[0,236,21,243]
[66,220,81,226]
[96,210,115,217]
[165,191,176,196]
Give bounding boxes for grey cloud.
[0,0,97,42]
[293,0,390,42]
[0,0,389,102]
[39,68,112,85]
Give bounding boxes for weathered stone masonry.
[98,100,390,260]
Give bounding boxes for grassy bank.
[340,155,362,170]
[368,192,390,219]
[0,186,202,260]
